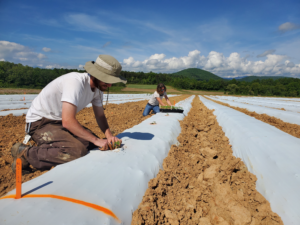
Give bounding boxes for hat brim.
[84,61,127,84]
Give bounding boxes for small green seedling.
[150,121,157,125]
[114,141,121,148]
[107,141,122,150]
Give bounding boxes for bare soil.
[0,95,189,198]
[0,88,41,94]
[205,96,300,139]
[1,108,29,112]
[132,97,283,225]
[184,90,226,95]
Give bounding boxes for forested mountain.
[172,69,287,83]
[0,61,300,97]
[172,68,222,80]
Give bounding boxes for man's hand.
[92,105,122,149]
[107,136,122,146]
[94,138,109,151]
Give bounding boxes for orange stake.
[15,158,22,199]
[174,100,175,106]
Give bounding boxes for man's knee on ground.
[59,143,88,162]
[73,143,88,158]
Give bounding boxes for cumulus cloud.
[0,41,47,63]
[45,64,64,69]
[205,51,225,69]
[278,22,300,33]
[123,50,207,72]
[122,50,300,77]
[285,60,295,68]
[78,64,84,69]
[42,47,52,52]
[257,49,276,58]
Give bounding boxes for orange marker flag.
[15,158,22,199]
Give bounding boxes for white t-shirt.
[26,72,103,123]
[148,91,167,106]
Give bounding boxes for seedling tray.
[160,108,184,113]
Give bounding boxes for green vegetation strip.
[160,106,183,110]
[1,61,299,97]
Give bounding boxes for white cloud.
[0,58,5,61]
[78,64,84,69]
[102,42,111,48]
[123,50,205,72]
[122,50,300,77]
[65,13,118,35]
[285,60,295,68]
[204,51,225,69]
[0,40,47,63]
[257,49,276,58]
[142,22,174,36]
[45,64,64,69]
[149,53,166,60]
[42,47,51,52]
[278,22,300,33]
[123,57,135,66]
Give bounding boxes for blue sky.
[0,0,300,78]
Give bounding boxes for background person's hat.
[84,55,127,84]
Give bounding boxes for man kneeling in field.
[11,55,127,173]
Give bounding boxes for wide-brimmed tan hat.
[84,55,127,84]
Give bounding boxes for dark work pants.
[26,118,97,170]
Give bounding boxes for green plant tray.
[160,108,184,113]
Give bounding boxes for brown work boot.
[11,143,30,173]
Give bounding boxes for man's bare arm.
[92,105,122,145]
[62,102,108,149]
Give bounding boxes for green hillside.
[172,68,222,81]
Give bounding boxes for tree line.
[1,61,300,97]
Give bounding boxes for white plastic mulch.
[0,94,177,116]
[205,95,300,125]
[0,96,194,225]
[199,96,300,225]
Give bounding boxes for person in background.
[143,83,172,116]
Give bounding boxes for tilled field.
[205,96,300,139]
[0,95,189,198]
[132,97,283,225]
